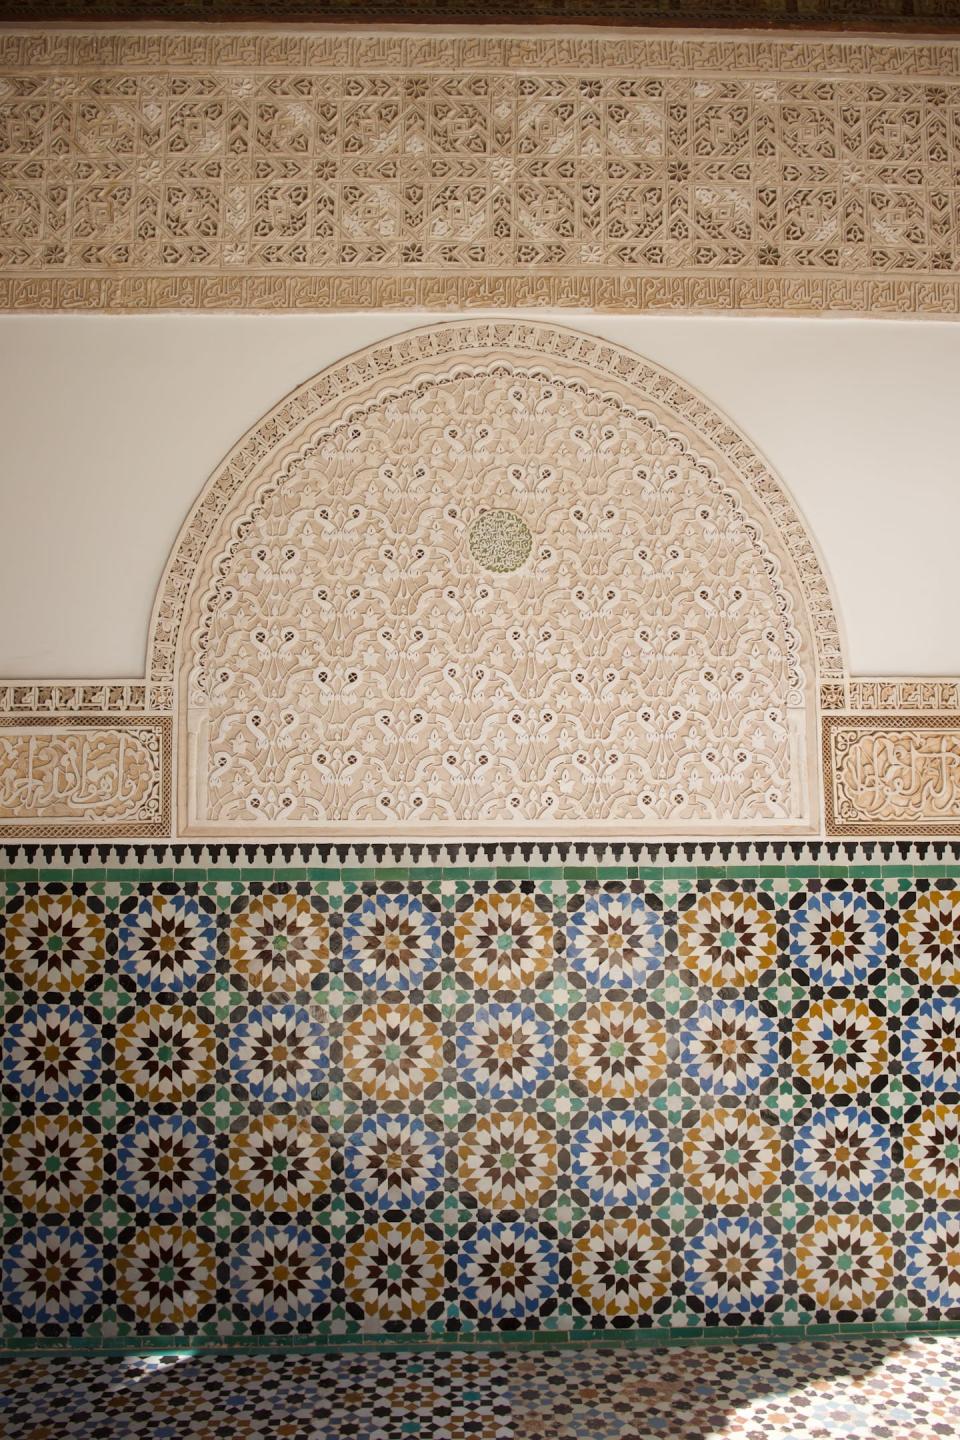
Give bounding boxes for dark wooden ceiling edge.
[4,17,960,27]
[4,6,960,32]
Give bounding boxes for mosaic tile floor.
[2,1336,960,1440]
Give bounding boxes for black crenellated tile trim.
[5,837,960,868]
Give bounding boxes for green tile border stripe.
[6,838,960,885]
[3,864,958,884]
[5,1321,960,1357]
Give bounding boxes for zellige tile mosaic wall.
[3,842,960,1350]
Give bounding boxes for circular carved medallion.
[468,509,533,574]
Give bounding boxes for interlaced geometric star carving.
[2,30,960,317]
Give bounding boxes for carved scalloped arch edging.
[148,320,845,689]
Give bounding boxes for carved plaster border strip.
[0,714,172,840]
[821,679,960,713]
[845,679,960,712]
[4,278,960,320]
[0,682,173,714]
[824,713,960,837]
[4,29,960,72]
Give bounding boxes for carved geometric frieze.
[821,679,960,714]
[3,30,960,317]
[0,715,172,839]
[824,715,960,837]
[0,682,173,715]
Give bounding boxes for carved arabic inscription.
[827,720,960,834]
[0,725,163,823]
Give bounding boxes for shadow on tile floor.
[1,1335,959,1440]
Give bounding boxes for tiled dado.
[2,840,960,1349]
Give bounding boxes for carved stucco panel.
[825,716,960,836]
[0,716,171,839]
[154,322,843,689]
[0,683,173,714]
[175,325,823,836]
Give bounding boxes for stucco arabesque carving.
[152,322,844,693]
[190,389,808,829]
[167,322,827,836]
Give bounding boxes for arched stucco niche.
[151,321,843,837]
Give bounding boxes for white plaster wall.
[0,311,956,679]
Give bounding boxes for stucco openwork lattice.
[172,321,823,836]
[2,28,960,317]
